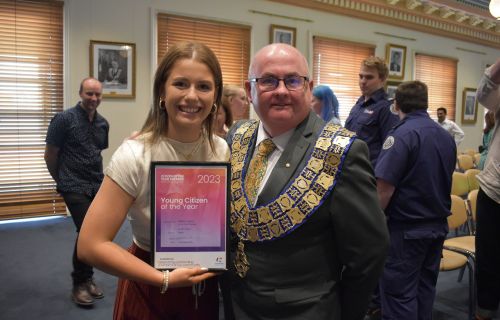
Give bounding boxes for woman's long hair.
[140,41,223,152]
[484,110,495,134]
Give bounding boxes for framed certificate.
[150,162,230,271]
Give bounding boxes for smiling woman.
[77,41,230,319]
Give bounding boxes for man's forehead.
[251,44,308,75]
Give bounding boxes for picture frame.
[386,44,406,80]
[461,87,478,124]
[270,24,296,47]
[385,80,401,100]
[90,40,136,99]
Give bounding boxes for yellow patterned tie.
[245,138,276,205]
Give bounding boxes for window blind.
[0,0,65,220]
[415,53,458,120]
[312,36,375,123]
[157,13,251,119]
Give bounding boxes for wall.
[65,0,500,165]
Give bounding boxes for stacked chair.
[457,154,475,172]
[440,194,477,320]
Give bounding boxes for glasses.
[250,75,308,92]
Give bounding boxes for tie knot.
[257,138,276,156]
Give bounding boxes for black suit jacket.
[224,112,389,320]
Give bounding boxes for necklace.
[168,137,204,160]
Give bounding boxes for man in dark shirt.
[45,77,109,306]
[375,81,456,319]
[345,56,399,167]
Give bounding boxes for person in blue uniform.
[345,56,399,168]
[374,81,456,320]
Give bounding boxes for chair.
[457,154,475,172]
[463,148,476,158]
[473,153,481,166]
[464,169,480,191]
[444,195,475,259]
[439,249,475,320]
[451,172,469,198]
[443,194,477,319]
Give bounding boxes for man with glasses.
[44,77,108,306]
[223,44,389,319]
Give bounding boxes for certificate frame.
[150,161,230,271]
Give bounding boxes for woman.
[78,41,229,319]
[215,98,233,138]
[478,110,495,170]
[222,84,248,121]
[311,85,341,125]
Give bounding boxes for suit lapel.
[257,113,323,205]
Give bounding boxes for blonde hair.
[362,56,388,80]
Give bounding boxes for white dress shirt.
[437,119,465,145]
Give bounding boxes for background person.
[223,43,388,320]
[77,41,230,319]
[107,59,122,83]
[375,81,456,320]
[436,107,465,146]
[44,77,109,306]
[345,56,399,168]
[478,111,495,170]
[475,58,500,320]
[311,85,341,125]
[215,97,234,138]
[222,84,249,122]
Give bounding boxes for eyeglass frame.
[249,75,309,92]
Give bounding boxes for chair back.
[464,149,476,158]
[457,154,475,171]
[473,153,481,166]
[465,169,480,191]
[467,189,478,222]
[451,171,469,197]
[447,195,469,230]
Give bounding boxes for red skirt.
[113,244,219,320]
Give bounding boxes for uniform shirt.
[45,103,109,197]
[437,119,465,145]
[375,110,456,226]
[345,88,399,167]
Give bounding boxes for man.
[375,81,456,319]
[390,52,401,73]
[475,58,500,320]
[45,77,109,306]
[345,56,399,167]
[436,107,465,145]
[224,43,389,320]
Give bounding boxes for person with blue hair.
[311,85,342,125]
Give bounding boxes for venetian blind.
[157,13,251,119]
[415,53,457,120]
[0,0,65,220]
[312,36,375,123]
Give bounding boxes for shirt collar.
[256,122,294,153]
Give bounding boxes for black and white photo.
[90,40,136,98]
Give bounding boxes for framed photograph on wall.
[90,40,136,99]
[270,24,296,47]
[386,44,406,80]
[462,87,478,124]
[385,80,401,100]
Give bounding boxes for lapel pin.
[285,163,290,168]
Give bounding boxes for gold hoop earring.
[210,104,218,114]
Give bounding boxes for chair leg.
[458,265,466,282]
[467,258,476,320]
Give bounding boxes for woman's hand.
[168,267,218,288]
